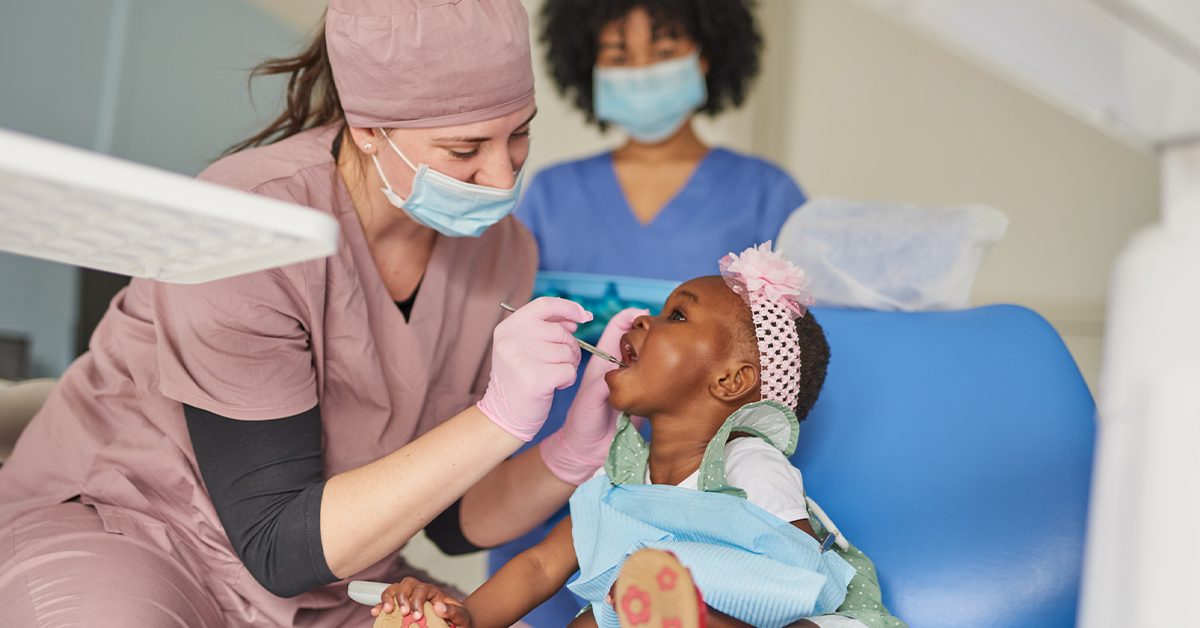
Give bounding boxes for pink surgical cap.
[326,0,535,129]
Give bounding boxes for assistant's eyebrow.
[651,22,684,42]
[431,109,538,144]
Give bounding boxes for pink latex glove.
[540,307,649,484]
[477,297,593,441]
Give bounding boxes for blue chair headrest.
[794,305,1096,628]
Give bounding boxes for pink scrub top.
[0,124,537,625]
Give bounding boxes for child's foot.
[614,549,705,628]
[374,602,452,628]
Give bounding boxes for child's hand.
[371,577,472,628]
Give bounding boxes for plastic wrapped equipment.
[776,198,1007,311]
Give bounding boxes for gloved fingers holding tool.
[541,307,648,485]
[477,297,592,442]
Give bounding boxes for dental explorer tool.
[499,302,628,367]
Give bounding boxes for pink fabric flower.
[720,241,814,318]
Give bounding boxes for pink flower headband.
[719,241,814,410]
[719,241,815,320]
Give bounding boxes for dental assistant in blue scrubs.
[502,2,806,626]
[515,0,805,282]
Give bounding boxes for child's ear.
[711,361,759,403]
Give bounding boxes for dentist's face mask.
[593,52,707,144]
[371,131,525,238]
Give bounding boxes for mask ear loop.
[379,129,419,171]
[370,152,396,193]
[370,129,420,200]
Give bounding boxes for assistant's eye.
[510,129,531,141]
[449,148,478,160]
[669,309,686,322]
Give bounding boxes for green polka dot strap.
[603,413,650,486]
[696,400,799,497]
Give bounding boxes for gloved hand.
[540,307,648,484]
[477,297,593,441]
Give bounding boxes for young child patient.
[373,244,907,628]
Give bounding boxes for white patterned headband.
[719,241,815,409]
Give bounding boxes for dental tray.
[0,128,339,284]
[533,271,679,343]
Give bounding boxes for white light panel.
[0,128,339,283]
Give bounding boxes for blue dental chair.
[490,274,1096,628]
[792,305,1095,628]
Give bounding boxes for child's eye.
[669,309,686,322]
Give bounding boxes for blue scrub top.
[515,148,805,282]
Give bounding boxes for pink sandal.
[614,549,706,628]
[374,602,452,628]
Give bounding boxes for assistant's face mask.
[593,51,708,144]
[371,131,524,238]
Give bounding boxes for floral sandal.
[374,602,452,628]
[614,549,707,628]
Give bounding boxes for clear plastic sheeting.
[776,198,1007,311]
[0,128,339,283]
[853,0,1200,147]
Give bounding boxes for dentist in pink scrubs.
[0,1,635,626]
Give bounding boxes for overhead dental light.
[854,0,1200,148]
[0,128,339,283]
[852,2,1200,627]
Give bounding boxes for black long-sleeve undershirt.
[185,403,484,598]
[185,404,336,597]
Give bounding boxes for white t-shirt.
[594,437,809,523]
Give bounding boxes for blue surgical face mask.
[371,131,524,238]
[593,52,707,144]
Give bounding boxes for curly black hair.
[539,0,763,129]
[791,312,830,422]
[736,308,831,422]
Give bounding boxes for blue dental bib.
[567,402,856,628]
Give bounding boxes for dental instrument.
[805,495,850,552]
[0,128,339,283]
[499,302,627,367]
[349,580,390,606]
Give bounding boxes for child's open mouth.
[619,334,639,366]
